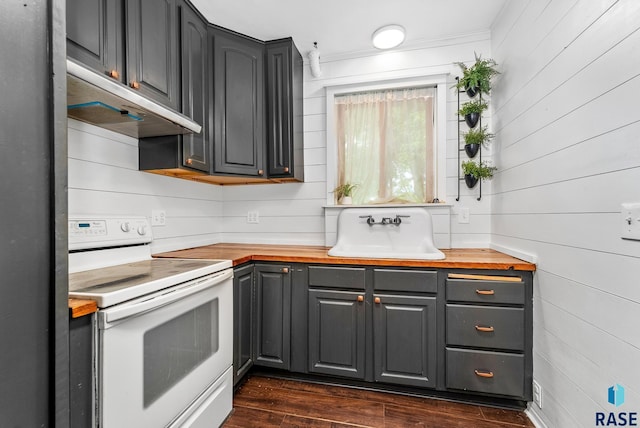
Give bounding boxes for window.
[326,76,447,206]
[335,87,435,204]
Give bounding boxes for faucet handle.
[359,215,376,225]
[392,214,410,225]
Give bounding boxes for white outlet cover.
[533,380,543,409]
[247,211,259,224]
[459,207,470,224]
[151,210,166,226]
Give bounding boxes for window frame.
[326,75,448,206]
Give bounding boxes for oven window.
[143,299,219,407]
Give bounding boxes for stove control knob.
[121,222,131,232]
[137,225,147,236]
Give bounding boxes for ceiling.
[190,0,508,59]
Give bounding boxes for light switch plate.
[621,203,640,241]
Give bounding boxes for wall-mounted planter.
[465,85,478,98]
[464,174,478,188]
[464,143,480,158]
[464,112,480,128]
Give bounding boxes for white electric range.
[68,215,233,428]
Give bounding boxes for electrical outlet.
[459,207,470,224]
[533,380,543,409]
[247,211,259,224]
[151,210,166,226]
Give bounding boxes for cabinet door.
[254,264,291,369]
[265,39,303,180]
[308,289,365,379]
[66,0,123,79]
[212,29,265,176]
[179,2,209,172]
[373,294,437,388]
[233,265,254,385]
[126,0,179,109]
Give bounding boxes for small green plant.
[454,52,499,95]
[333,182,358,200]
[463,126,494,147]
[461,160,497,179]
[458,99,488,117]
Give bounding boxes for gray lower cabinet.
[308,289,366,379]
[69,314,93,428]
[233,264,254,385]
[445,273,532,400]
[254,264,291,369]
[373,293,437,388]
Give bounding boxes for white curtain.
[335,87,435,204]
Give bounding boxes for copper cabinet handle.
[258,169,264,176]
[186,158,193,165]
[283,167,289,173]
[475,289,495,295]
[474,369,494,378]
[282,267,289,274]
[475,325,495,333]
[374,297,381,304]
[108,69,120,79]
[130,81,140,90]
[357,295,364,302]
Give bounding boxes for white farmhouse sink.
[328,207,445,260]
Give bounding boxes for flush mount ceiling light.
[372,25,405,49]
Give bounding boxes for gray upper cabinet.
[253,264,291,369]
[179,1,210,172]
[373,294,437,388]
[125,0,179,109]
[211,28,266,177]
[66,0,123,79]
[265,39,304,181]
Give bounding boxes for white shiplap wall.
[490,1,640,427]
[222,33,495,247]
[68,119,223,254]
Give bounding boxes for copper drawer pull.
[476,289,495,295]
[475,325,495,333]
[258,169,264,176]
[186,158,193,165]
[283,167,289,173]
[357,295,364,302]
[474,369,494,378]
[130,81,140,90]
[374,297,381,304]
[282,267,289,274]
[108,69,120,79]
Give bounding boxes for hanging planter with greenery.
[461,160,497,188]
[463,126,494,158]
[454,53,499,97]
[458,99,488,128]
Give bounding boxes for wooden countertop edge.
[69,298,98,318]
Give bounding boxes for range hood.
[67,59,201,138]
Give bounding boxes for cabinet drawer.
[308,266,365,290]
[446,348,524,398]
[446,278,524,305]
[446,305,524,351]
[373,269,437,294]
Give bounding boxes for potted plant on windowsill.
[454,53,499,98]
[333,183,358,205]
[461,160,497,188]
[463,126,494,158]
[458,99,488,129]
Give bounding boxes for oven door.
[97,268,233,428]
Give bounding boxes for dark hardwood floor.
[224,375,535,427]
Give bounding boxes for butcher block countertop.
[69,244,535,317]
[153,243,536,272]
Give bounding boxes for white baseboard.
[526,407,549,428]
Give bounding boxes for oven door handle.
[103,269,233,324]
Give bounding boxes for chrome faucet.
[392,215,410,225]
[359,215,376,226]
